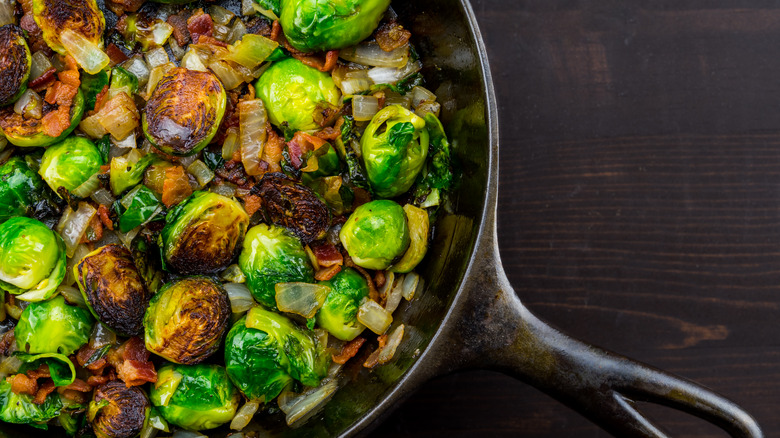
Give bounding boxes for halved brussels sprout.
[316,267,369,341]
[144,277,231,364]
[254,173,330,245]
[39,136,103,195]
[361,105,429,198]
[279,0,391,52]
[0,25,32,106]
[0,157,56,224]
[255,58,340,132]
[339,199,410,270]
[0,217,67,301]
[160,191,250,275]
[0,88,85,147]
[15,295,94,355]
[0,378,62,427]
[389,203,429,273]
[89,380,150,438]
[32,0,105,54]
[143,68,227,156]
[238,223,315,309]
[75,244,153,337]
[225,307,330,401]
[151,364,240,431]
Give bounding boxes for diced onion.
[241,0,256,16]
[180,49,206,72]
[384,275,404,313]
[339,76,372,96]
[71,173,101,198]
[98,94,139,141]
[57,203,98,258]
[60,29,109,75]
[238,99,267,176]
[209,60,245,90]
[230,399,260,431]
[410,86,437,108]
[151,21,173,46]
[209,5,235,26]
[90,188,115,206]
[340,42,409,68]
[368,59,422,85]
[384,93,411,109]
[112,132,137,149]
[187,159,215,187]
[275,283,330,319]
[214,24,231,42]
[0,0,14,26]
[64,244,90,286]
[121,57,150,87]
[58,285,86,307]
[118,226,141,248]
[168,38,186,61]
[415,100,441,118]
[402,272,420,301]
[144,47,170,69]
[228,20,248,45]
[357,299,393,334]
[378,271,394,297]
[14,89,42,119]
[0,356,22,380]
[210,181,237,198]
[377,324,405,364]
[220,264,246,283]
[224,282,254,314]
[285,380,339,427]
[145,62,175,97]
[222,127,240,160]
[252,3,278,20]
[351,95,379,121]
[29,52,53,81]
[223,34,277,70]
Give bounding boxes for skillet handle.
[437,228,763,438]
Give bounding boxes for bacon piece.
[120,337,150,362]
[58,388,89,404]
[65,378,92,393]
[25,364,51,380]
[332,337,366,364]
[0,331,15,357]
[374,271,386,290]
[116,360,157,387]
[287,131,327,169]
[8,374,37,396]
[32,380,56,405]
[323,50,339,72]
[58,69,81,88]
[243,194,262,216]
[29,68,56,90]
[187,10,214,42]
[312,242,343,268]
[194,35,228,48]
[314,127,341,141]
[97,204,114,231]
[162,166,193,207]
[315,264,341,281]
[87,374,110,387]
[106,44,129,67]
[270,20,282,41]
[261,125,284,173]
[375,21,411,52]
[81,215,104,243]
[106,0,144,16]
[167,11,192,46]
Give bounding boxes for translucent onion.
[14,89,42,120]
[220,264,246,283]
[187,159,215,187]
[230,399,260,431]
[241,0,255,16]
[213,24,231,42]
[89,320,118,351]
[402,272,420,301]
[112,132,137,149]
[118,225,141,248]
[224,282,254,314]
[168,38,186,61]
[64,243,90,286]
[238,99,267,176]
[57,203,98,258]
[209,60,245,90]
[223,34,277,70]
[222,127,240,160]
[144,47,170,69]
[351,95,379,122]
[0,0,14,26]
[384,93,412,110]
[60,29,109,75]
[376,324,404,364]
[29,52,53,81]
[210,181,237,198]
[209,5,235,26]
[275,283,330,319]
[0,356,22,380]
[71,172,101,198]
[384,274,404,314]
[180,49,208,72]
[58,285,86,307]
[410,86,437,108]
[285,380,339,427]
[145,62,175,97]
[121,57,150,87]
[367,59,422,85]
[228,20,247,45]
[340,42,409,68]
[333,68,372,95]
[79,114,108,139]
[415,100,441,118]
[357,299,392,334]
[377,271,394,298]
[151,22,173,46]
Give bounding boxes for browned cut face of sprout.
[0,0,452,435]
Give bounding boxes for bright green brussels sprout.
[143,68,227,156]
[144,277,231,364]
[0,217,67,301]
[39,136,103,195]
[0,157,54,224]
[75,244,153,337]
[224,307,330,401]
[0,25,32,106]
[15,295,95,355]
[316,267,368,341]
[0,378,62,427]
[160,191,250,275]
[151,364,240,431]
[32,0,105,54]
[0,88,85,147]
[339,200,410,270]
[361,105,429,198]
[279,0,390,52]
[238,223,314,310]
[89,380,150,438]
[255,58,340,132]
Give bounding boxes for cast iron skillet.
[0,0,766,437]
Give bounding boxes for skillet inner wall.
[0,0,491,436]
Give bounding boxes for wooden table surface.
[374,1,780,437]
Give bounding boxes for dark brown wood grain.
[374,1,780,437]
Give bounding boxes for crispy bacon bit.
[81,215,104,243]
[32,380,56,405]
[98,204,114,231]
[270,20,282,41]
[58,69,80,88]
[29,68,56,90]
[243,194,262,216]
[315,264,341,281]
[375,21,411,52]
[65,378,92,393]
[87,374,110,387]
[25,364,51,380]
[8,374,37,396]
[323,50,339,72]
[194,35,228,48]
[312,242,343,267]
[332,337,366,364]
[58,388,89,404]
[374,271,386,290]
[261,125,284,173]
[120,337,150,362]
[106,0,144,17]
[287,132,327,169]
[216,159,250,187]
[106,44,130,66]
[314,127,341,141]
[162,166,194,207]
[167,11,192,46]
[245,17,272,36]
[0,331,15,357]
[116,360,157,387]
[187,10,214,42]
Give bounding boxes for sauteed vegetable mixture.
[0,0,452,435]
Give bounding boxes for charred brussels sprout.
[0,87,85,147]
[0,25,32,106]
[225,307,330,401]
[0,157,56,224]
[0,379,62,426]
[340,200,410,270]
[254,172,330,244]
[361,105,429,198]
[144,277,231,364]
[75,244,153,337]
[316,267,368,341]
[39,136,103,195]
[151,364,239,431]
[255,58,340,132]
[89,380,150,438]
[160,191,250,275]
[143,68,227,156]
[279,0,390,52]
[32,0,105,54]
[15,295,94,355]
[238,223,314,309]
[0,217,66,301]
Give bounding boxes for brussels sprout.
[0,25,32,106]
[32,0,105,54]
[15,295,94,355]
[255,58,340,132]
[238,223,314,309]
[0,217,67,301]
[0,157,57,224]
[339,200,410,270]
[89,380,150,438]
[143,68,227,156]
[0,379,62,427]
[254,173,330,245]
[279,0,390,53]
[160,191,250,275]
[361,105,429,198]
[0,88,86,147]
[75,244,153,337]
[39,136,103,195]
[316,267,368,341]
[224,307,330,401]
[144,277,231,364]
[151,364,240,431]
[389,203,429,273]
